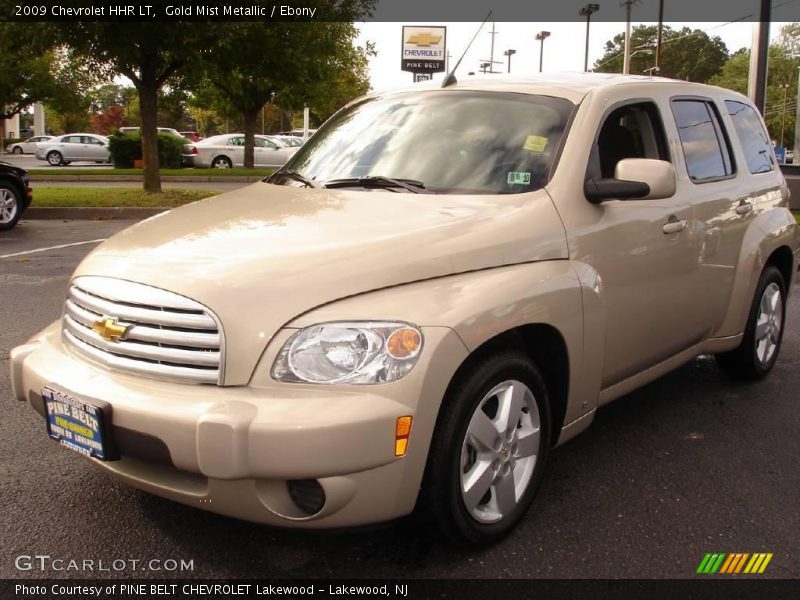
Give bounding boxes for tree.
[90,105,125,135]
[710,24,800,148]
[56,23,212,192]
[199,10,373,168]
[0,23,61,144]
[594,25,728,82]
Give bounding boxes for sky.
[355,21,793,92]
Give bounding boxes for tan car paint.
[9,74,799,528]
[74,185,568,384]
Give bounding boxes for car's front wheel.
[0,184,22,231]
[421,350,551,546]
[47,151,64,166]
[12,146,23,155]
[212,156,232,169]
[716,265,787,380]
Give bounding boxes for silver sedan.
[7,136,54,155]
[35,134,111,166]
[191,134,297,169]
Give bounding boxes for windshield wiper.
[323,175,429,194]
[273,170,319,188]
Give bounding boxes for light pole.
[780,82,790,152]
[504,49,517,73]
[535,31,551,73]
[579,4,600,72]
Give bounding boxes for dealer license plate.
[43,387,110,460]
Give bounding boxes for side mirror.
[585,158,676,203]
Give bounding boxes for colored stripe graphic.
[699,553,773,574]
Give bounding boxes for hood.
[74,182,568,384]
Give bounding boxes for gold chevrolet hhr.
[10,74,799,545]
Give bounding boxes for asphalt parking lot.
[1,219,798,580]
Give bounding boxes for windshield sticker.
[523,135,549,152]
[507,172,531,185]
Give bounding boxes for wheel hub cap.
[459,379,541,524]
[755,282,783,366]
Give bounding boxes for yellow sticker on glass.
[524,135,548,152]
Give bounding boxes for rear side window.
[671,100,734,182]
[725,100,775,174]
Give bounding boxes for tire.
[212,156,232,169]
[716,265,787,380]
[421,350,551,546]
[47,151,64,166]
[0,184,22,231]
[12,146,23,155]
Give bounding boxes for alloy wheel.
[0,188,18,224]
[460,379,541,524]
[754,282,783,366]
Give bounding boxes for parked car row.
[12,128,310,169]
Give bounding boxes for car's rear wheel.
[0,184,22,231]
[12,146,23,155]
[212,156,232,169]
[716,265,787,380]
[47,151,64,166]
[421,350,551,546]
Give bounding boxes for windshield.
[271,90,575,194]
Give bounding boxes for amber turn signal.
[395,416,413,456]
[386,327,422,359]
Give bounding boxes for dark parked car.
[0,160,32,230]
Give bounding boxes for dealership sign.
[401,26,447,74]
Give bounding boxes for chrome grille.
[62,276,223,384]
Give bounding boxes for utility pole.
[655,0,664,70]
[579,4,600,72]
[621,0,637,75]
[488,22,498,74]
[504,49,517,73]
[536,31,551,73]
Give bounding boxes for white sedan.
[7,136,54,155]
[191,134,297,169]
[35,134,111,166]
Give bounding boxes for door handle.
[735,201,753,216]
[662,218,688,235]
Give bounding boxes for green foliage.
[54,21,217,191]
[108,133,141,168]
[31,187,218,208]
[157,132,185,169]
[710,24,800,148]
[594,25,729,82]
[195,10,373,167]
[108,132,185,168]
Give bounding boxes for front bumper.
[10,322,468,528]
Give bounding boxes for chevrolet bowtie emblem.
[406,33,442,47]
[92,317,130,342]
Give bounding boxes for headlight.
[271,321,423,384]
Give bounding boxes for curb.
[28,174,264,183]
[25,207,168,220]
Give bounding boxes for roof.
[380,72,712,104]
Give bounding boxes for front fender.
[716,207,799,338]
[287,260,600,430]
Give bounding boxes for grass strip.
[31,187,221,208]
